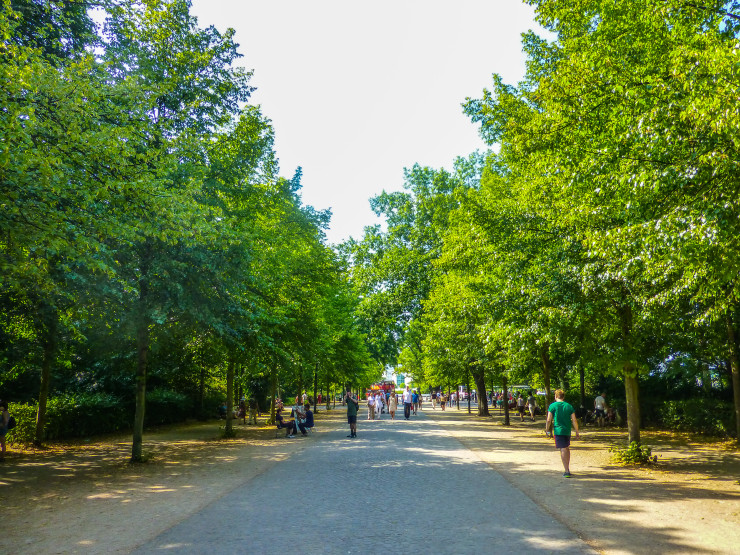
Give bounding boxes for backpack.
[6,415,16,430]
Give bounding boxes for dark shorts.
[517,406,525,414]
[347,415,357,424]
[554,434,571,449]
[594,408,606,417]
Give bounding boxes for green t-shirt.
[346,397,359,417]
[548,400,575,436]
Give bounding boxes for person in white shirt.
[375,393,383,419]
[402,386,413,420]
[594,393,606,427]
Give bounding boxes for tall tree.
[350,157,483,374]
[463,1,740,442]
[100,0,256,461]
[0,1,173,443]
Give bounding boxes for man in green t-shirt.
[344,390,359,438]
[546,389,580,477]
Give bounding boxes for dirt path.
[427,406,740,554]
[0,418,316,553]
[1,407,738,554]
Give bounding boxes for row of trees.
[1,0,378,460]
[349,0,740,444]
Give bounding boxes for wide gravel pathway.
[133,410,594,554]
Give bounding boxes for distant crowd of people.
[364,385,422,421]
[214,385,612,480]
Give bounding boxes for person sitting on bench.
[277,407,306,437]
[276,407,298,437]
[302,403,314,431]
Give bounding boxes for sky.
[189,0,544,245]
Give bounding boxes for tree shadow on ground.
[426,409,740,482]
[0,415,322,513]
[420,409,739,554]
[317,414,733,554]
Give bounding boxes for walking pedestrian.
[412,390,419,415]
[367,393,375,420]
[388,391,397,419]
[594,393,606,427]
[440,393,446,411]
[248,397,259,425]
[527,392,537,422]
[345,391,359,438]
[237,399,247,424]
[431,391,437,409]
[517,393,526,422]
[546,389,580,477]
[375,392,383,419]
[402,386,413,420]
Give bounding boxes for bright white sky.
[189,0,543,245]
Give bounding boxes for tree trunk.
[502,374,510,426]
[624,365,640,444]
[268,367,277,425]
[472,366,489,416]
[236,364,243,404]
[225,357,235,435]
[579,365,586,410]
[313,364,318,413]
[466,371,472,414]
[540,342,552,407]
[198,364,205,418]
[725,315,740,445]
[619,303,640,444]
[131,315,149,463]
[131,246,152,463]
[297,370,303,406]
[34,305,57,447]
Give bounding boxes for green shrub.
[6,402,37,445]
[45,393,131,439]
[145,389,191,425]
[659,398,735,437]
[609,441,656,465]
[6,389,202,443]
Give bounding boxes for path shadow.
[417,408,739,554]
